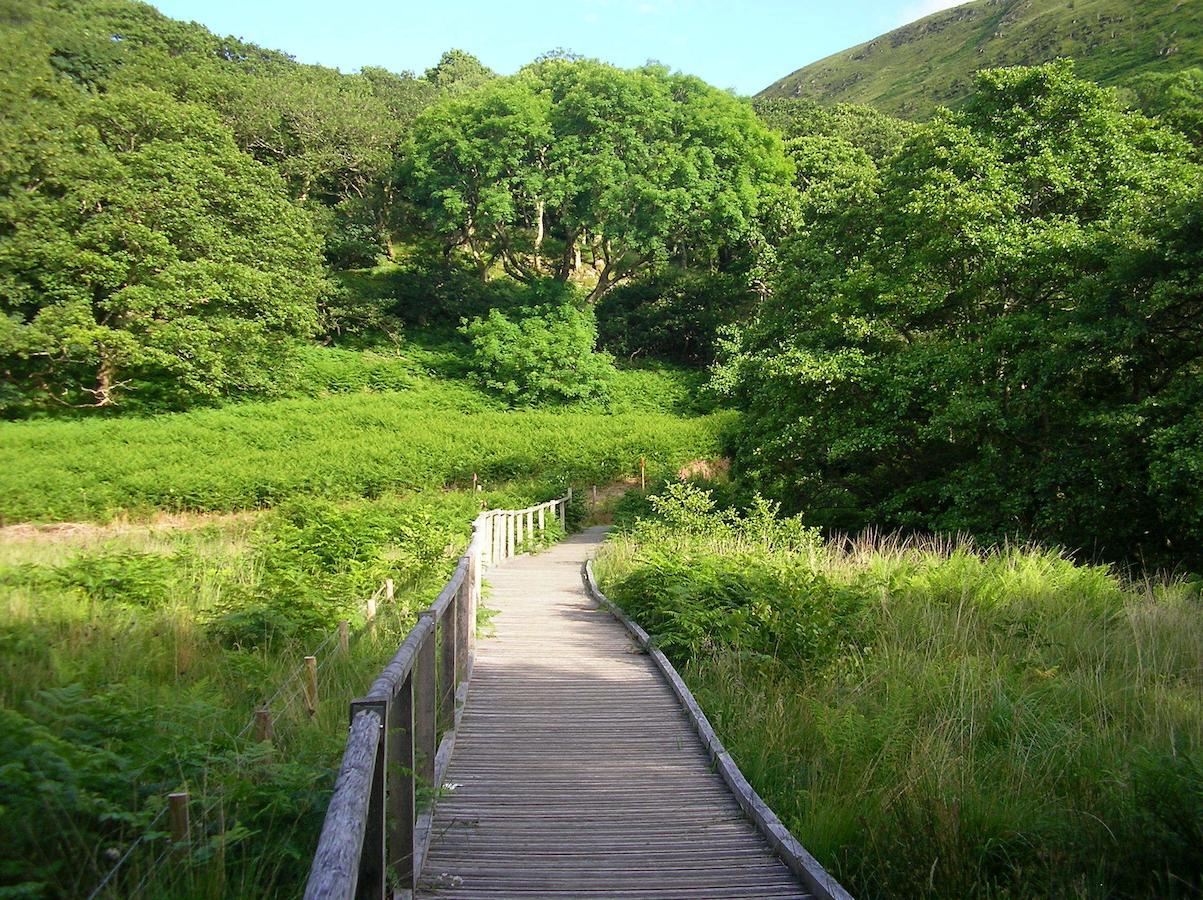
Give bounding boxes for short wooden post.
[526,509,534,540]
[337,620,349,655]
[592,484,598,509]
[440,600,457,729]
[538,504,545,533]
[169,791,190,848]
[415,623,436,789]
[303,656,318,716]
[254,707,273,742]
[516,509,524,547]
[640,456,646,490]
[385,578,394,604]
[350,700,388,900]
[559,497,566,528]
[366,591,377,623]
[507,513,515,558]
[472,472,478,492]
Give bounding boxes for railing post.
[559,497,566,528]
[414,622,436,789]
[456,573,471,683]
[304,656,318,717]
[468,550,479,658]
[440,598,457,730]
[538,504,545,533]
[349,700,388,899]
[169,791,190,854]
[516,509,524,547]
[386,676,415,890]
[526,509,534,541]
[507,513,515,558]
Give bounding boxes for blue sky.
[149,0,966,96]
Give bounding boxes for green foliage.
[596,493,1203,898]
[596,270,754,365]
[405,58,794,301]
[759,0,1203,120]
[0,375,731,521]
[0,486,494,896]
[1128,66,1203,149]
[0,15,327,414]
[753,98,915,161]
[720,62,1203,567]
[461,285,616,404]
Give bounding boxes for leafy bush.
[461,286,616,404]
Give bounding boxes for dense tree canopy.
[719,62,1203,565]
[405,60,794,301]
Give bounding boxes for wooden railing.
[303,496,570,900]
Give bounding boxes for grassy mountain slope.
[759,0,1203,118]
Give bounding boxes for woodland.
[1,0,1201,897]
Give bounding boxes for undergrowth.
[594,482,1203,899]
[0,488,539,897]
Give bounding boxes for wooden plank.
[415,528,829,900]
[303,709,382,900]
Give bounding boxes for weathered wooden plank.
[415,528,838,899]
[303,709,381,900]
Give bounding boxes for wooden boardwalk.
[417,526,816,899]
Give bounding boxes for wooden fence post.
[641,456,646,490]
[415,622,436,789]
[366,591,377,623]
[385,579,394,604]
[338,620,349,655]
[349,700,388,900]
[507,513,516,558]
[538,504,545,533]
[304,656,318,716]
[169,791,190,849]
[456,574,471,684]
[516,509,524,547]
[387,678,415,891]
[559,496,567,528]
[254,707,273,743]
[440,598,457,729]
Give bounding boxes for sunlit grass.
[596,526,1203,899]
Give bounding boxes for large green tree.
[719,62,1203,565]
[405,60,794,302]
[0,26,324,412]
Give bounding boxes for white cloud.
[898,0,970,26]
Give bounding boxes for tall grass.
[594,485,1203,899]
[0,491,492,897]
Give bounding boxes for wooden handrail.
[303,495,570,899]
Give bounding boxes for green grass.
[759,0,1203,118]
[0,355,730,523]
[594,485,1203,898]
[0,489,518,897]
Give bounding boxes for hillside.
[759,0,1203,118]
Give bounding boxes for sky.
[148,0,969,96]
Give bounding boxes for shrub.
[461,285,616,404]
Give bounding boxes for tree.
[405,60,793,302]
[718,62,1203,565]
[0,66,324,412]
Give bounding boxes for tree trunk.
[534,199,545,273]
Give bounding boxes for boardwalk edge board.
[583,559,855,900]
